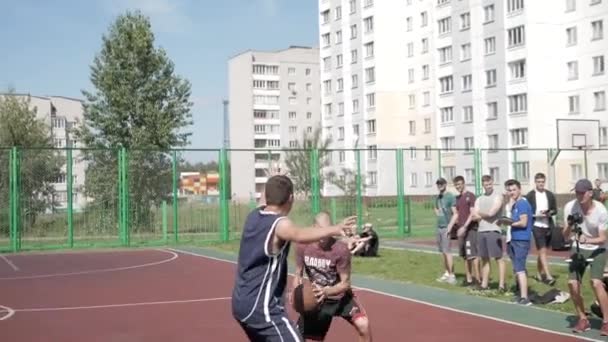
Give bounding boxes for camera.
[567,212,584,227]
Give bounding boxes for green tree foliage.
[75,11,193,232]
[0,91,63,234]
[282,125,332,198]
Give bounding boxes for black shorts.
[459,228,478,259]
[296,292,366,340]
[532,226,551,249]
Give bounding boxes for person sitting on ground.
[349,223,379,257]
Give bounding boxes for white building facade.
[227,46,322,201]
[319,0,608,195]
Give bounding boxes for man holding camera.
[563,179,608,336]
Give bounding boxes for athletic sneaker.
[436,273,449,282]
[445,274,457,285]
[517,297,532,306]
[572,318,591,333]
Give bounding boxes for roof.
[228,45,318,61]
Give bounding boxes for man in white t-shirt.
[525,173,557,285]
[564,179,608,336]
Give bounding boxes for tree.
[75,11,193,232]
[281,125,332,199]
[0,91,63,234]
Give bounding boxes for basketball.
[292,279,319,314]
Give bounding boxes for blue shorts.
[507,240,530,273]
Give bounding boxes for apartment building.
[227,46,321,201]
[1,93,87,209]
[318,0,438,197]
[320,0,608,195]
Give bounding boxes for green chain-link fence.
[1,146,607,252]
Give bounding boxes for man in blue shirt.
[231,175,356,341]
[504,179,534,306]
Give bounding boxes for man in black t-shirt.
[350,223,379,257]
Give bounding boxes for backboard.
[556,119,600,150]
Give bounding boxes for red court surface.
[0,248,593,341]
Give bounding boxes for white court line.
[13,297,231,313]
[0,249,178,281]
[0,255,19,271]
[169,247,602,342]
[0,305,15,321]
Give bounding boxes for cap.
[363,223,373,228]
[573,178,593,193]
[436,177,447,185]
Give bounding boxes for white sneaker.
[436,273,449,282]
[446,275,457,285]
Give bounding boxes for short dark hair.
[535,173,546,180]
[453,175,465,184]
[505,179,521,189]
[264,175,294,206]
[481,175,492,182]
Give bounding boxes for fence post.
[119,147,130,247]
[162,200,168,243]
[9,147,20,252]
[310,149,320,215]
[355,149,363,230]
[172,150,179,243]
[219,148,230,242]
[330,197,337,225]
[67,148,74,248]
[396,148,406,237]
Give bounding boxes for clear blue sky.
[0,0,319,162]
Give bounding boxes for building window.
[365,67,375,83]
[487,102,498,119]
[425,146,432,160]
[595,91,606,111]
[463,106,473,122]
[368,145,377,160]
[510,128,528,147]
[439,76,454,93]
[364,42,374,58]
[350,24,357,39]
[592,20,604,40]
[424,118,431,133]
[566,27,577,45]
[460,43,471,60]
[598,163,608,180]
[410,173,418,187]
[490,167,500,183]
[441,107,454,123]
[488,134,499,150]
[366,93,375,108]
[438,17,452,35]
[484,37,496,54]
[513,162,530,182]
[366,119,376,134]
[486,69,497,87]
[425,172,433,187]
[507,0,524,13]
[571,164,583,182]
[368,172,377,186]
[461,75,472,91]
[409,120,416,135]
[600,127,607,146]
[484,5,495,23]
[508,25,525,47]
[423,91,430,106]
[508,94,528,114]
[364,16,374,33]
[439,46,452,64]
[440,137,455,151]
[464,137,475,151]
[421,11,428,27]
[566,0,576,11]
[509,59,526,80]
[568,95,580,114]
[593,55,605,75]
[460,13,470,30]
[568,61,579,80]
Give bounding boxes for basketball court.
[0,247,604,341]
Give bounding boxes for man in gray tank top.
[472,175,506,291]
